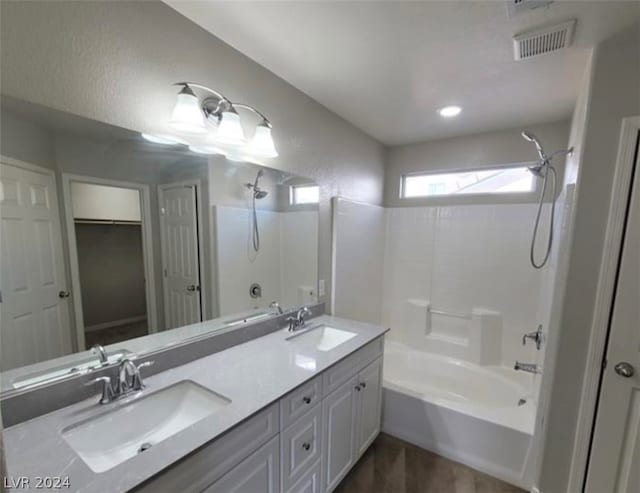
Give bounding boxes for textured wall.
[0,1,386,310]
[538,22,640,493]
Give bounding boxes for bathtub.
[382,340,536,489]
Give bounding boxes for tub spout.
[514,361,541,374]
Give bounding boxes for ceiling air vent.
[513,19,576,60]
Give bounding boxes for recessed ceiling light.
[438,106,462,118]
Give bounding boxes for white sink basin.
[287,325,357,351]
[62,380,231,473]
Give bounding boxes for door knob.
[186,285,197,292]
[614,362,635,378]
[58,290,70,298]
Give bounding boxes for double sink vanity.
[3,313,387,493]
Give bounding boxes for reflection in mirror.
[0,96,318,393]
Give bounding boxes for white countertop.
[3,315,387,493]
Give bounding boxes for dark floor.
[84,320,148,348]
[335,433,525,493]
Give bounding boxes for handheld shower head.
[521,130,546,161]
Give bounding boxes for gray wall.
[0,1,386,310]
[384,120,570,207]
[0,110,55,169]
[538,22,640,493]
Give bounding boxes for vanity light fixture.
[146,82,278,160]
[438,105,462,117]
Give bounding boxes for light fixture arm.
[233,103,272,128]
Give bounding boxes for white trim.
[84,315,147,333]
[569,116,640,491]
[0,155,55,176]
[158,180,207,326]
[61,173,158,351]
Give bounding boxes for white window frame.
[399,162,544,204]
[289,183,320,206]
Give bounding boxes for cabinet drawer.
[280,405,323,491]
[281,404,323,491]
[281,375,322,428]
[322,337,383,396]
[286,460,322,493]
[204,435,280,493]
[133,403,279,493]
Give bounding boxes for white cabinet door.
[204,435,280,493]
[355,358,383,458]
[322,375,358,493]
[0,162,72,370]
[159,184,201,329]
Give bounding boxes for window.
[290,184,320,205]
[401,165,535,199]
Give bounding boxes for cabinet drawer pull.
[360,382,367,388]
[302,442,311,451]
[355,385,361,391]
[302,396,312,404]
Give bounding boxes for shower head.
[246,169,268,199]
[254,189,268,199]
[521,130,546,161]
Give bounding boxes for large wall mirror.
[0,95,319,394]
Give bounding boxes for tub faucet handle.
[522,325,544,350]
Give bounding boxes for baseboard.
[84,315,147,333]
[382,423,528,490]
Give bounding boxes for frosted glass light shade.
[249,124,278,158]
[169,92,206,133]
[216,111,245,145]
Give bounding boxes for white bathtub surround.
[215,206,318,314]
[382,340,535,489]
[399,300,504,366]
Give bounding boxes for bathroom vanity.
[2,316,387,493]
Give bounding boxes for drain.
[518,398,527,406]
[138,442,153,453]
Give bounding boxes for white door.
[0,162,72,370]
[355,358,383,458]
[586,133,640,493]
[322,376,358,493]
[204,436,280,493]
[159,183,201,329]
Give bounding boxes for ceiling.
[165,1,639,146]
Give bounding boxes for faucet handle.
[132,360,154,390]
[85,376,115,404]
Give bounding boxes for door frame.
[0,155,75,353]
[158,179,207,327]
[61,173,158,351]
[568,116,640,491]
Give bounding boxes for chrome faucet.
[522,325,545,350]
[287,306,312,332]
[91,344,108,366]
[85,358,154,404]
[269,301,284,315]
[514,362,541,374]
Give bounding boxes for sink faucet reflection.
[91,344,108,366]
[85,359,154,404]
[269,301,284,315]
[287,306,312,332]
